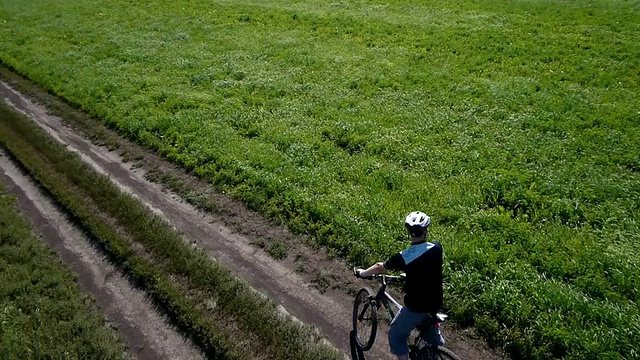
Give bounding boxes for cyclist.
[355,211,443,360]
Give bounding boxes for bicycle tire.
[431,346,461,360]
[352,287,377,351]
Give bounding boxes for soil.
[0,74,507,360]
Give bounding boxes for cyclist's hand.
[354,268,369,279]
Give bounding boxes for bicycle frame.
[372,274,404,322]
[361,273,444,340]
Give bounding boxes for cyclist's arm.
[359,262,386,278]
[360,252,406,277]
[383,252,406,272]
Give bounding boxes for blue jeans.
[388,306,431,356]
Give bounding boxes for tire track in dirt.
[0,148,205,360]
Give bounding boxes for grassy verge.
[0,102,342,359]
[0,185,127,359]
[1,0,639,358]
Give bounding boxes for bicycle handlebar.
[372,273,406,282]
[353,267,406,282]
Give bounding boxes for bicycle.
[351,268,461,360]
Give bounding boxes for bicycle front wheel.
[352,287,378,351]
[429,346,461,360]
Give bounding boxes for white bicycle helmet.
[404,211,431,237]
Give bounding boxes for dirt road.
[0,148,205,360]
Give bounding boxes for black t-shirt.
[383,241,443,313]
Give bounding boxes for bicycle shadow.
[350,330,366,360]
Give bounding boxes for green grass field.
[1,0,639,358]
[0,185,127,359]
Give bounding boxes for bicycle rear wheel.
[352,287,377,351]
